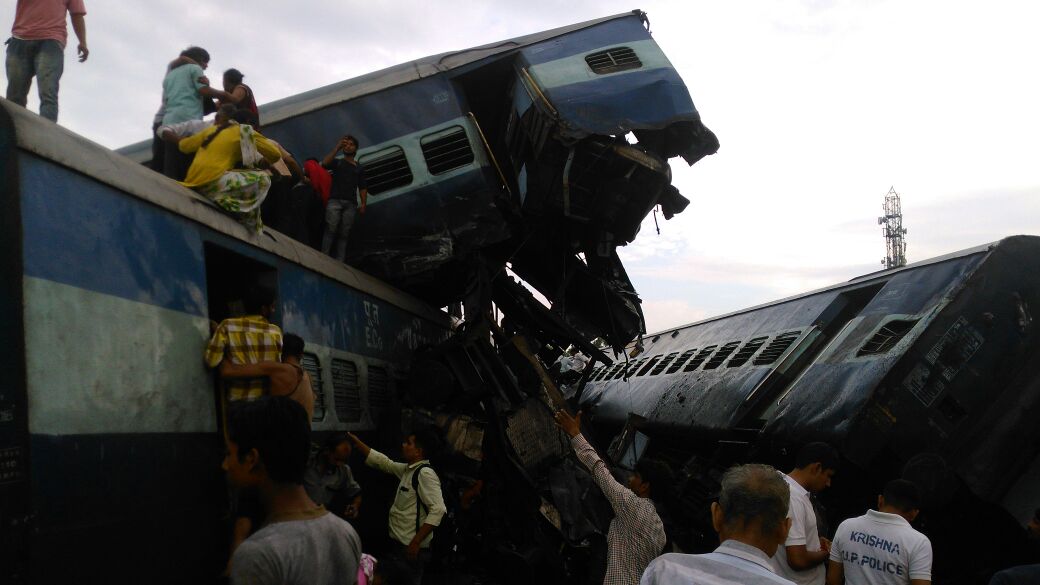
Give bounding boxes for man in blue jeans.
[321,135,368,262]
[5,0,88,122]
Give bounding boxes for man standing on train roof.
[224,397,362,585]
[641,463,795,585]
[826,479,933,585]
[770,442,840,585]
[347,428,446,585]
[205,283,283,402]
[5,0,88,122]
[554,409,668,585]
[321,135,368,263]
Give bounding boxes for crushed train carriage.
[120,10,720,351]
[574,235,1040,583]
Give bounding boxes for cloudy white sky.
[4,0,1037,333]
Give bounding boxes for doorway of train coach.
[742,281,888,425]
[202,242,280,580]
[203,243,280,429]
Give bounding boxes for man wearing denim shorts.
[5,0,88,122]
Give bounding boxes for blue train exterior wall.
[1,100,451,582]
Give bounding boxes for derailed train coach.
[0,100,451,582]
[577,236,1040,583]
[120,10,719,350]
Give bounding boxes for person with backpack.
[348,428,446,585]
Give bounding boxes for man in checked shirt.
[555,409,668,585]
[205,284,283,402]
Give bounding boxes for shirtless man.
[220,333,315,421]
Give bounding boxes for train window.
[651,352,679,375]
[421,126,475,175]
[666,348,697,374]
[585,47,642,75]
[368,365,392,420]
[704,341,741,369]
[636,356,661,376]
[857,319,919,356]
[601,363,623,380]
[613,358,642,380]
[728,337,769,368]
[301,353,326,422]
[753,331,802,365]
[358,146,413,194]
[331,358,362,423]
[684,345,717,372]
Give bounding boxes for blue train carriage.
[578,236,1040,555]
[117,10,718,350]
[0,100,450,582]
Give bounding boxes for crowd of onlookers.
[203,284,1040,585]
[203,286,1040,585]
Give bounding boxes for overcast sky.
[4,0,1037,333]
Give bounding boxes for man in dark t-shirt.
[320,135,368,262]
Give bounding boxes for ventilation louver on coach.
[359,146,413,194]
[753,331,802,366]
[301,353,325,422]
[421,126,475,175]
[331,359,362,422]
[368,365,391,418]
[585,47,642,74]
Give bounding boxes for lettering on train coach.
[364,301,384,350]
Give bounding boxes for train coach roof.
[0,99,450,327]
[641,237,1031,341]
[116,10,645,162]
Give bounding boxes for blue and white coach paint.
[0,98,450,582]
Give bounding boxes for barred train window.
[359,146,413,194]
[331,358,362,423]
[368,365,391,419]
[420,126,474,175]
[300,353,325,422]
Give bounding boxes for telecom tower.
[879,186,908,269]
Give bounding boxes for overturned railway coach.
[0,101,450,581]
[120,10,720,350]
[579,236,1040,581]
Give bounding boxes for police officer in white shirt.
[771,442,840,585]
[827,479,932,585]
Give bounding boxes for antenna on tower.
[878,186,908,269]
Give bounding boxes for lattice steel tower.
[879,186,908,269]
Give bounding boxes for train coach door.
[203,243,279,433]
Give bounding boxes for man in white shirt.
[827,479,932,585]
[771,442,840,585]
[641,463,795,585]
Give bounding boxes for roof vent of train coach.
[585,47,643,74]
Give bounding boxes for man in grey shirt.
[641,464,795,585]
[224,397,361,585]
